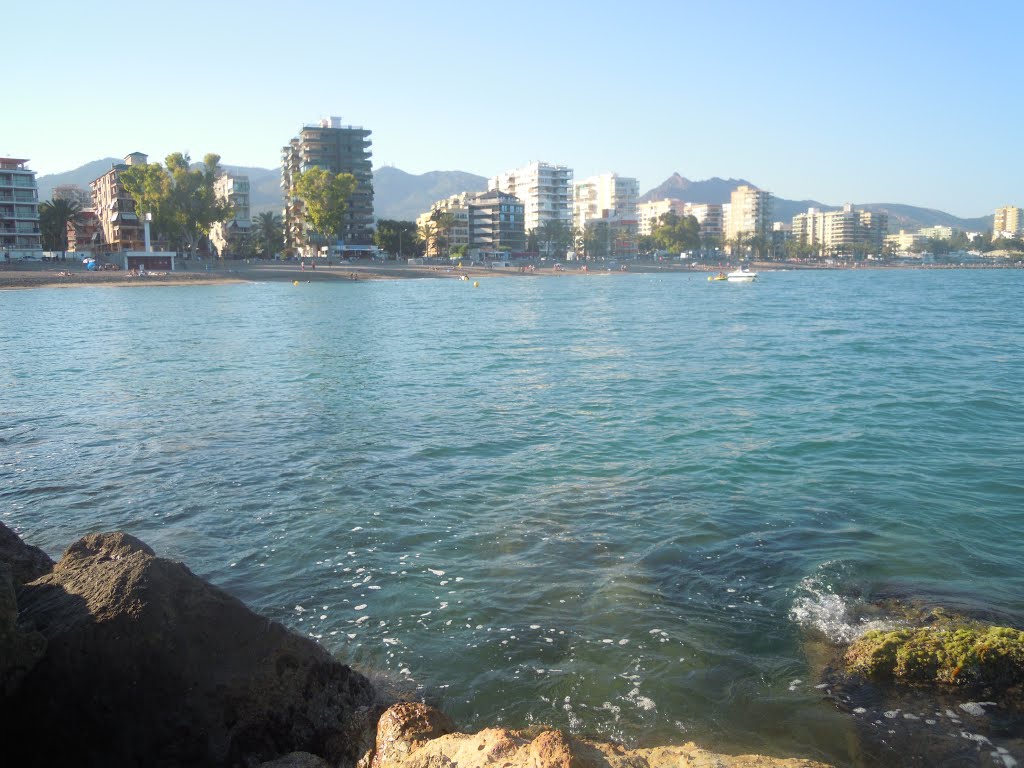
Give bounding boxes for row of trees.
[35,154,356,261]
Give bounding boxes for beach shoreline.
[2,258,1020,290]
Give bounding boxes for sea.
[2,268,1023,767]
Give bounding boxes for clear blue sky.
[8,0,1021,218]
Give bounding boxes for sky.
[7,0,1022,218]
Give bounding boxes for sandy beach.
[0,259,698,290]
[4,258,1016,290]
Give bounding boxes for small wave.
[789,569,892,644]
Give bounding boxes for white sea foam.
[959,702,995,717]
[789,576,891,644]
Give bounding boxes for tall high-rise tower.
[282,116,374,254]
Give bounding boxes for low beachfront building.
[0,157,42,260]
[467,189,525,257]
[210,172,253,258]
[417,190,525,259]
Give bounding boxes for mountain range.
[35,161,990,233]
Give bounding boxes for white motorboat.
[727,266,757,282]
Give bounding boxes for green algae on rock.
[845,623,1024,688]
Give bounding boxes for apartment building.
[573,173,639,230]
[210,173,253,258]
[489,162,572,234]
[282,116,374,255]
[885,229,928,253]
[468,190,525,254]
[89,153,148,252]
[637,199,688,236]
[994,205,1022,238]
[792,203,889,254]
[67,210,101,253]
[416,192,472,258]
[0,158,42,259]
[685,203,726,243]
[725,185,773,242]
[918,225,954,240]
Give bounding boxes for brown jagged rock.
[0,521,54,584]
[368,702,456,768]
[5,530,378,768]
[366,704,831,768]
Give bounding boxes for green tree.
[253,211,284,259]
[38,198,82,255]
[537,218,572,257]
[119,152,231,254]
[417,221,437,257]
[374,220,417,259]
[430,209,456,258]
[651,212,701,254]
[292,167,358,253]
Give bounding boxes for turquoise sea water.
[2,269,1023,765]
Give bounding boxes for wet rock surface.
[2,527,378,767]
[811,599,1024,766]
[365,703,831,768]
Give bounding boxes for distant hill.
[36,161,990,233]
[372,167,488,221]
[640,172,753,205]
[640,172,990,232]
[36,158,121,200]
[856,203,989,233]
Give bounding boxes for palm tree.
[38,198,82,258]
[430,210,456,259]
[417,221,436,258]
[253,211,283,259]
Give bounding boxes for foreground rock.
[846,623,1024,689]
[3,528,378,767]
[364,702,830,768]
[811,601,1024,765]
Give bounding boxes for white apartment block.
[793,203,889,253]
[210,173,252,257]
[725,185,772,242]
[637,199,688,236]
[686,203,726,242]
[489,161,572,234]
[918,225,954,240]
[573,173,639,231]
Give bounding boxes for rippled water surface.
[3,269,1023,765]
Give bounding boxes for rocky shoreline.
[0,522,830,767]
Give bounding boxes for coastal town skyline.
[7,0,1023,218]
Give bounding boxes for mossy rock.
[845,623,1024,688]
